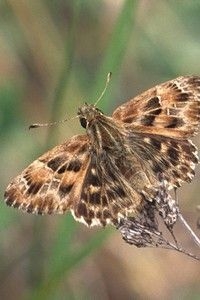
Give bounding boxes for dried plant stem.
[118,216,200,262]
[178,212,200,248]
[159,241,200,262]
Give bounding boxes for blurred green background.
[1,1,200,299]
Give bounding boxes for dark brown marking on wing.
[144,97,160,110]
[27,182,43,195]
[90,192,101,205]
[170,140,179,150]
[77,202,87,217]
[87,173,101,187]
[165,118,185,128]
[66,160,82,172]
[149,138,161,151]
[26,203,34,213]
[123,116,134,123]
[55,159,82,174]
[47,156,66,171]
[88,209,95,219]
[153,108,162,115]
[172,170,181,178]
[102,196,108,206]
[57,164,67,174]
[11,201,21,209]
[105,185,126,201]
[59,184,73,197]
[96,211,101,219]
[176,92,189,102]
[152,162,163,174]
[113,186,126,198]
[140,115,155,126]
[190,154,199,164]
[4,190,14,206]
[167,147,179,161]
[103,209,111,219]
[179,142,198,164]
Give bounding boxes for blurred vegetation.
[0,1,200,299]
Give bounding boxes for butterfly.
[4,76,200,229]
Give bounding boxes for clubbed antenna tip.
[94,72,112,107]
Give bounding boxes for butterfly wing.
[112,76,200,188]
[4,135,90,215]
[72,150,146,227]
[127,132,198,188]
[113,76,200,138]
[4,133,144,226]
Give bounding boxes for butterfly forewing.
[112,76,200,138]
[4,135,90,215]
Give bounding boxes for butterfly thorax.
[78,103,126,154]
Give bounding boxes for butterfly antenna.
[29,117,69,130]
[94,72,112,107]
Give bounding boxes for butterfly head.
[78,103,103,129]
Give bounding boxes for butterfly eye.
[79,117,87,128]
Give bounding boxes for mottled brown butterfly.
[4,76,200,234]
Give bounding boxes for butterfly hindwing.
[112,76,200,188]
[127,132,198,189]
[72,150,148,226]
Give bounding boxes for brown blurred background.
[0,1,200,299]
